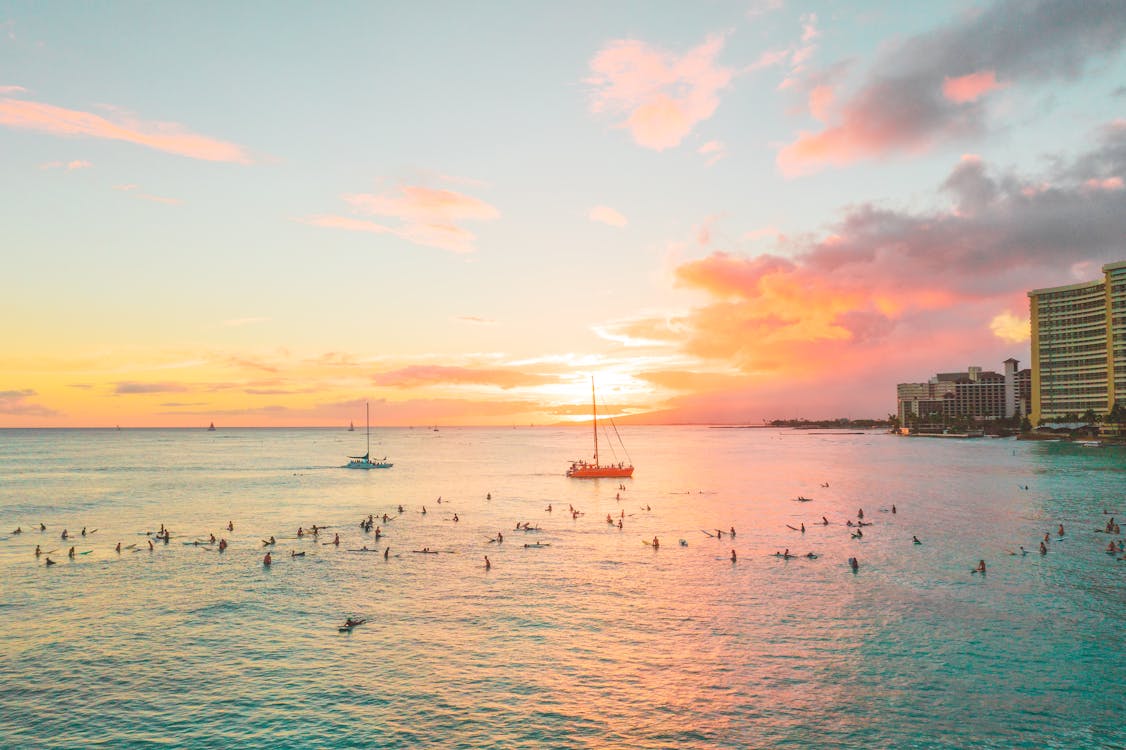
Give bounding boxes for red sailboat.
[566,377,634,478]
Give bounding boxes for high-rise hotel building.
[1028,261,1126,423]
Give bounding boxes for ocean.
[0,426,1123,749]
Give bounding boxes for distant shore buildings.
[1028,261,1126,427]
[896,361,1031,426]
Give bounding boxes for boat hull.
[345,460,393,470]
[566,464,634,478]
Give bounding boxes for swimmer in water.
[115,542,121,553]
[1057,524,1064,537]
[227,521,234,531]
[858,509,864,520]
[849,557,859,572]
[40,523,46,531]
[35,544,41,557]
[800,523,805,533]
[219,538,227,552]
[484,555,491,570]
[45,557,56,566]
[11,526,21,535]
[453,514,459,523]
[297,527,304,538]
[421,506,427,515]
[1040,541,1047,555]
[263,552,272,566]
[651,536,660,549]
[333,533,340,546]
[617,519,623,529]
[486,493,491,500]
[61,529,68,540]
[148,539,154,551]
[730,527,736,538]
[68,546,75,559]
[730,549,737,563]
[891,504,896,514]
[384,547,390,559]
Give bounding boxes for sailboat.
[345,402,392,469]
[208,422,216,431]
[348,421,355,432]
[566,377,634,478]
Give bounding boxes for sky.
[2,0,1126,427]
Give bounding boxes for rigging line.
[608,417,633,466]
[595,391,620,463]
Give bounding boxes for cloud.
[302,184,499,253]
[453,315,496,325]
[0,389,57,416]
[697,140,727,166]
[0,85,26,94]
[136,193,182,205]
[777,0,1126,175]
[40,159,92,170]
[372,365,556,390]
[942,70,1006,103]
[587,34,734,150]
[0,98,251,163]
[659,124,1126,413]
[990,311,1030,343]
[746,0,783,19]
[114,381,189,394]
[589,205,628,227]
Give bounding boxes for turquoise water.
[0,427,1123,749]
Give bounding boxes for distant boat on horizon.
[208,422,216,431]
[345,402,392,470]
[566,377,634,479]
[348,421,354,432]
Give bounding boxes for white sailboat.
[345,402,392,469]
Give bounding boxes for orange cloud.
[305,184,499,253]
[989,311,1029,343]
[0,98,251,163]
[372,365,556,390]
[587,34,733,150]
[942,70,1005,103]
[589,205,628,227]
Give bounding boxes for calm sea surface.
[1,426,1124,749]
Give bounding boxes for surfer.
[912,536,921,545]
[45,557,56,566]
[421,506,427,515]
[39,523,46,531]
[974,560,986,574]
[291,550,305,557]
[11,527,20,534]
[344,617,365,628]
[822,517,829,525]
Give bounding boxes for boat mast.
[591,376,599,466]
[366,401,371,458]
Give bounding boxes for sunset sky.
[3,1,1126,427]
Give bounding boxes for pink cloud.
[587,34,733,150]
[589,205,628,227]
[0,389,57,416]
[40,159,92,170]
[372,365,556,390]
[303,184,499,253]
[0,98,251,163]
[0,85,27,94]
[942,70,1005,103]
[808,85,833,121]
[1083,176,1123,191]
[697,140,727,165]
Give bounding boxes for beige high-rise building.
[1028,261,1126,424]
